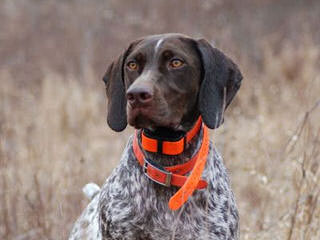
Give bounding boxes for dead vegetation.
[0,0,319,239]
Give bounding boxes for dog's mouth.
[127,106,182,132]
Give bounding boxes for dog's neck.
[137,123,203,166]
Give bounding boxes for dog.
[69,33,242,240]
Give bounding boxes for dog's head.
[103,33,242,132]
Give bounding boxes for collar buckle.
[143,159,172,187]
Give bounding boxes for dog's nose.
[126,87,153,106]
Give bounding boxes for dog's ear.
[196,39,242,129]
[102,40,140,132]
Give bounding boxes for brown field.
[0,0,320,239]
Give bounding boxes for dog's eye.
[169,59,184,69]
[127,61,138,71]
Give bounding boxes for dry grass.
[1,0,320,239]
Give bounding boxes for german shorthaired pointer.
[69,33,242,240]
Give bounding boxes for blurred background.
[0,0,319,239]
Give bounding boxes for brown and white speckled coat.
[69,132,239,240]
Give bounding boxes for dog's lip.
[127,107,181,131]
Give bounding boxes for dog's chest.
[99,168,211,240]
[98,143,239,240]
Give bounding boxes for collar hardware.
[144,159,172,187]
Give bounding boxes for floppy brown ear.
[196,39,242,129]
[103,41,140,132]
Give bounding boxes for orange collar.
[132,120,210,210]
[141,117,202,155]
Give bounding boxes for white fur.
[83,182,101,200]
[155,38,164,53]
